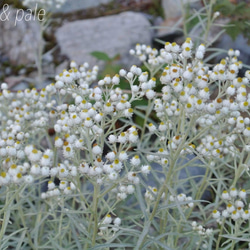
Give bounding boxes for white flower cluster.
[98,214,121,235]
[170,193,194,208]
[23,0,66,9]
[212,188,250,222]
[145,186,160,201]
[129,38,250,169]
[0,60,157,199]
[1,38,250,223]
[191,221,213,250]
[191,221,213,237]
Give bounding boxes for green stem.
[215,219,225,250]
[135,148,181,249]
[34,208,43,247]
[37,18,44,86]
[99,183,117,198]
[136,111,198,249]
[174,218,182,248]
[91,184,99,246]
[180,0,188,38]
[16,191,36,249]
[85,183,99,250]
[58,200,64,246]
[203,0,216,45]
[0,190,11,241]
[140,100,153,140]
[0,186,29,242]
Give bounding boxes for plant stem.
[16,190,36,249]
[203,0,216,45]
[135,148,181,249]
[180,0,188,37]
[0,189,11,241]
[136,107,198,249]
[215,219,225,250]
[85,183,99,250]
[140,100,153,140]
[37,18,44,86]
[91,183,99,246]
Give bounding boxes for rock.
[18,68,27,75]
[26,72,52,90]
[5,67,11,75]
[42,63,56,77]
[162,0,202,20]
[42,52,54,64]
[55,11,152,68]
[55,61,69,75]
[11,81,29,91]
[0,6,40,65]
[157,0,203,38]
[53,0,113,14]
[4,76,26,89]
[155,18,183,38]
[162,0,184,20]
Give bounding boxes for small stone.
[5,67,12,75]
[18,68,27,75]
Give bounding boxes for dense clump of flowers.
[213,188,250,222]
[1,39,250,248]
[0,62,149,200]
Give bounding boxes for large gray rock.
[0,6,40,65]
[55,11,152,68]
